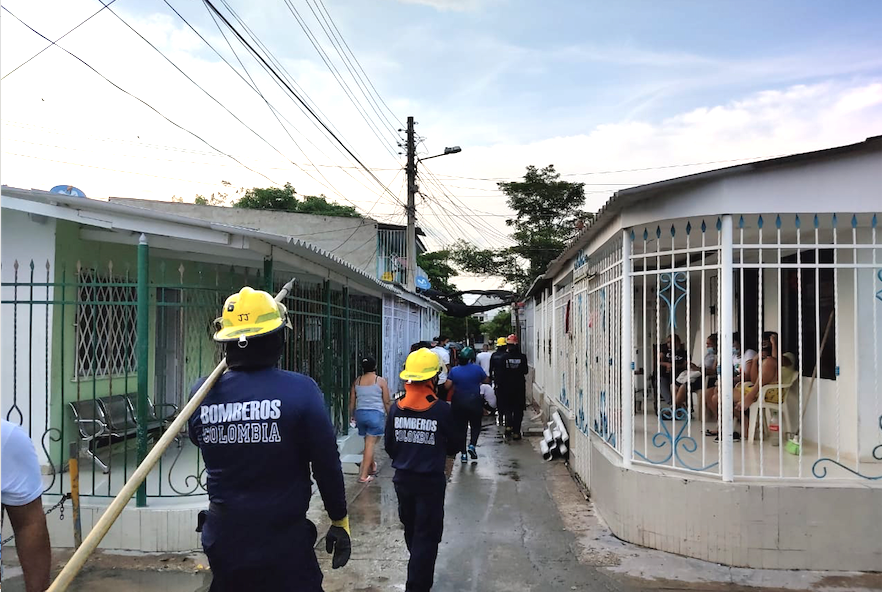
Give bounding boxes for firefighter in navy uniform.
[489,337,509,429]
[188,287,351,592]
[385,348,458,592]
[498,334,529,440]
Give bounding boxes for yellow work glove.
[326,515,351,569]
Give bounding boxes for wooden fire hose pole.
[48,279,296,592]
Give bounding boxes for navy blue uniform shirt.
[188,367,347,521]
[489,350,506,383]
[385,384,457,479]
[498,349,529,390]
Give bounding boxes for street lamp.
[419,146,462,162]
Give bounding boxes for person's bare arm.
[380,377,391,413]
[743,357,779,405]
[444,379,455,401]
[658,351,668,367]
[4,500,51,592]
[348,381,357,420]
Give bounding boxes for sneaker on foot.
[512,433,522,441]
[460,453,468,463]
[468,444,478,460]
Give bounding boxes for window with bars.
[781,249,837,380]
[76,269,138,378]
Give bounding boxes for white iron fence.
[536,212,882,482]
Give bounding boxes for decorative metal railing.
[533,211,882,482]
[1,253,382,503]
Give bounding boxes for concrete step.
[340,453,364,475]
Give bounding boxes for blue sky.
[2,0,881,288]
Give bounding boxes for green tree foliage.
[417,250,458,294]
[451,165,592,293]
[480,310,511,342]
[231,182,359,217]
[440,314,468,343]
[195,180,236,206]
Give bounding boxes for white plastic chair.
[747,353,798,442]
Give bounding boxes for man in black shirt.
[386,348,458,592]
[489,337,509,428]
[497,334,529,440]
[657,334,687,413]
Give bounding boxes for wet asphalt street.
[7,416,877,591]
[319,418,632,592]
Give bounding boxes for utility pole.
[403,117,459,293]
[405,116,417,292]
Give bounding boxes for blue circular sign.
[50,185,86,197]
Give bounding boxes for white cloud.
[420,79,882,291]
[2,1,881,293]
[835,83,882,113]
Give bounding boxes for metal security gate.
[1,254,383,504]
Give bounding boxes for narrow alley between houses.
[318,420,630,592]
[5,415,880,592]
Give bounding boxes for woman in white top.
[348,357,390,483]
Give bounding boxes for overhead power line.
[430,154,793,182]
[281,0,400,160]
[196,0,391,212]
[98,0,383,215]
[213,0,367,162]
[202,0,404,208]
[159,1,405,208]
[312,0,402,132]
[0,122,402,172]
[418,165,515,244]
[1,0,118,80]
[0,5,278,186]
[2,151,248,186]
[304,0,400,137]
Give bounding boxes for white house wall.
[1,209,56,466]
[620,150,881,230]
[383,295,436,394]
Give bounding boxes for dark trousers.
[203,508,322,592]
[495,386,508,426]
[504,390,526,434]
[454,407,482,451]
[394,473,446,592]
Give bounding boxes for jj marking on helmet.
[214,286,292,344]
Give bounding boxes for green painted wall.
[48,221,264,471]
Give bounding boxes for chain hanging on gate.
[1,493,70,545]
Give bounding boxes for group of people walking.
[187,285,531,591]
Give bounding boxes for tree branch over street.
[451,165,593,293]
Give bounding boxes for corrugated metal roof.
[2,186,442,310]
[542,135,882,282]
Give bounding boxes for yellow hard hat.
[496,337,507,347]
[214,287,290,343]
[400,348,442,382]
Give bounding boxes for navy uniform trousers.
[502,385,526,434]
[203,506,323,591]
[394,473,446,592]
